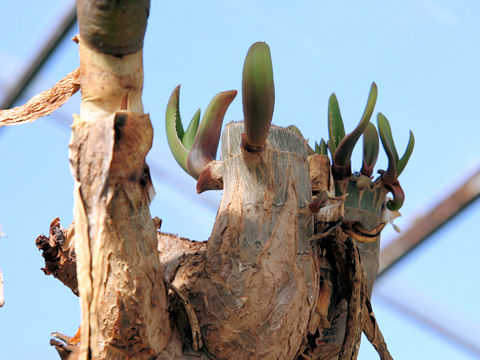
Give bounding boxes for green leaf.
[385,182,405,211]
[396,130,415,176]
[165,85,189,172]
[187,90,237,179]
[316,138,328,155]
[377,113,397,183]
[333,82,377,168]
[327,93,345,155]
[182,108,200,150]
[242,42,275,149]
[361,122,379,177]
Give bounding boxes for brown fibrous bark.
[40,123,393,360]
[0,68,80,127]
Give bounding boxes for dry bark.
[70,27,171,359]
[0,68,80,127]
[164,124,319,359]
[36,218,78,296]
[39,128,393,360]
[26,1,395,358]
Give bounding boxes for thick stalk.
[71,1,171,358]
[170,123,319,359]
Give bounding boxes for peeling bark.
[36,218,78,295]
[39,130,393,359]
[0,68,80,127]
[27,1,396,358]
[70,37,171,359]
[166,123,319,359]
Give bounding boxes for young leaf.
[396,130,415,176]
[316,138,328,155]
[385,182,405,211]
[327,93,345,155]
[242,42,275,149]
[187,90,237,179]
[165,85,189,172]
[182,108,200,150]
[377,113,397,184]
[361,122,379,177]
[332,82,378,175]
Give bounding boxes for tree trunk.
[44,122,392,359]
[163,123,319,359]
[71,1,171,358]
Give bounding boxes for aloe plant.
[377,112,415,210]
[242,42,275,150]
[329,83,378,179]
[315,84,414,214]
[5,30,415,357]
[165,85,237,179]
[166,41,275,183]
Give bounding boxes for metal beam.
[378,167,480,277]
[376,291,480,357]
[0,3,76,109]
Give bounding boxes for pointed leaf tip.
[187,90,237,179]
[361,122,379,177]
[327,93,345,155]
[396,130,415,176]
[166,85,189,172]
[182,108,201,150]
[332,83,378,179]
[377,112,397,183]
[316,138,328,155]
[242,41,275,149]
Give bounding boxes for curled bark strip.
[324,228,393,360]
[164,279,203,351]
[362,299,393,360]
[326,231,365,360]
[50,332,80,360]
[35,218,78,295]
[0,68,80,126]
[196,160,223,193]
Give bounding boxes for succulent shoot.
[377,112,415,210]
[327,93,345,155]
[314,83,414,212]
[242,42,275,150]
[166,85,237,179]
[166,85,189,173]
[187,90,237,178]
[331,82,378,179]
[165,42,415,212]
[315,138,328,155]
[361,122,379,177]
[181,108,200,150]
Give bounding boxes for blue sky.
[1,1,479,359]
